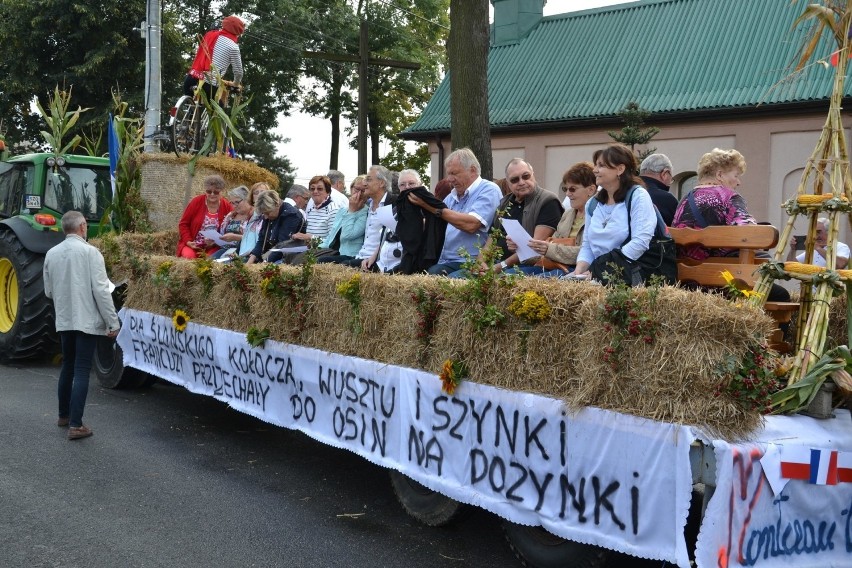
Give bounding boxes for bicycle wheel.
[172,97,202,156]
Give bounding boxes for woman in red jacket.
[176,175,234,258]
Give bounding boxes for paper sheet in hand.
[200,229,229,247]
[501,219,537,261]
[376,204,397,231]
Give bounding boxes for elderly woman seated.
[246,190,305,265]
[291,175,339,244]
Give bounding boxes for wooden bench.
[668,225,799,353]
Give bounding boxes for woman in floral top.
[672,148,756,260]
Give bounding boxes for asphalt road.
[0,360,519,568]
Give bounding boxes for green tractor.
[0,153,112,361]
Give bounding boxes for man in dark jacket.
[639,153,679,226]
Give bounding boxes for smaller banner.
[695,412,852,568]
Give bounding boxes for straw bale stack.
[104,235,777,440]
[139,153,278,231]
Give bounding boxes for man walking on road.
[43,211,120,440]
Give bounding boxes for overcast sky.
[276,0,631,183]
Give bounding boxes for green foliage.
[381,143,432,187]
[246,326,271,348]
[452,224,512,336]
[105,95,151,233]
[152,260,190,314]
[607,102,660,163]
[336,273,363,335]
[35,86,90,156]
[0,0,147,149]
[258,241,320,334]
[717,342,781,413]
[598,266,661,371]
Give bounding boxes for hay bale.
[139,153,278,231]
[104,237,781,440]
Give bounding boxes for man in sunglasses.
[452,158,561,276]
[639,153,678,226]
[407,148,502,275]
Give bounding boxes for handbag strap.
[686,190,708,229]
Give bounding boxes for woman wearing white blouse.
[568,144,657,282]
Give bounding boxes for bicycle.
[169,81,241,157]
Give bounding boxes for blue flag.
[108,113,119,198]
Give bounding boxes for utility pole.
[303,19,420,173]
[143,0,162,153]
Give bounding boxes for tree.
[607,102,660,162]
[0,0,148,150]
[447,0,492,179]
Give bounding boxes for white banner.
[695,411,852,568]
[118,308,694,567]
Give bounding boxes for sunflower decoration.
[721,270,761,302]
[172,309,190,332]
[438,359,469,396]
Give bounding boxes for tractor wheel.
[93,336,156,389]
[503,522,610,568]
[388,470,467,527]
[0,231,58,361]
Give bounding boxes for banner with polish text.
[118,309,694,567]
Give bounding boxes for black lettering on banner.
[470,448,488,485]
[432,396,450,431]
[505,461,527,503]
[560,474,588,522]
[529,469,554,512]
[632,471,639,535]
[408,426,444,474]
[290,394,316,422]
[449,398,467,440]
[524,416,548,460]
[560,420,567,467]
[415,384,421,420]
[318,367,395,418]
[469,399,492,444]
[592,476,625,530]
[284,357,295,385]
[495,406,519,453]
[332,407,388,457]
[132,338,183,373]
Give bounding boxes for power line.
[372,0,449,31]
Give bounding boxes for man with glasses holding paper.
[449,158,561,277]
[407,148,502,275]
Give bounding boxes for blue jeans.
[58,331,98,428]
[427,261,464,276]
[515,265,569,278]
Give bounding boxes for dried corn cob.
[796,193,834,205]
[783,262,825,274]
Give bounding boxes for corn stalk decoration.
[35,85,91,156]
[751,1,852,400]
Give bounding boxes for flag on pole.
[108,113,119,198]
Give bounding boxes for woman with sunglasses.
[516,162,597,277]
[176,175,234,258]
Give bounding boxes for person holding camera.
[787,218,849,268]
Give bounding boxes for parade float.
[2,4,852,568]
